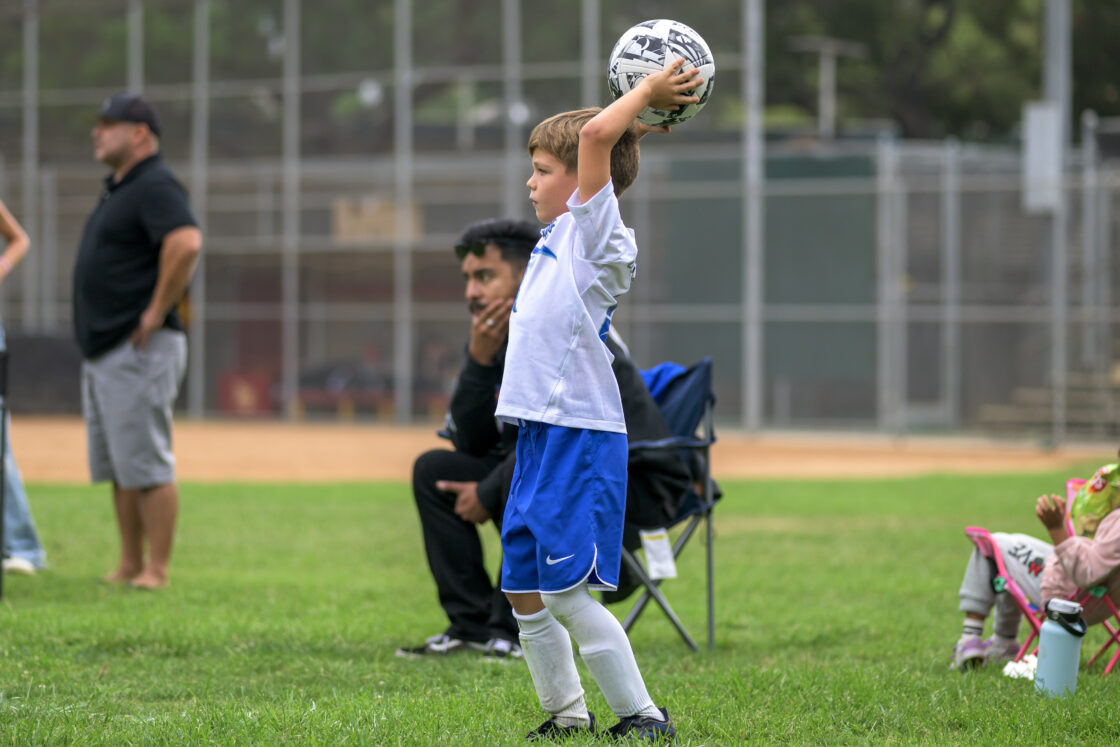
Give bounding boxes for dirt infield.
[11,416,1113,484]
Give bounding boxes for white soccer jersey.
[496,180,637,434]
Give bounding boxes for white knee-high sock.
[541,585,663,720]
[514,607,589,727]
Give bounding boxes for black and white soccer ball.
[607,19,715,128]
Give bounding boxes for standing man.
[398,218,690,658]
[72,92,202,589]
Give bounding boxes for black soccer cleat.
[394,633,487,659]
[607,707,676,742]
[526,712,596,741]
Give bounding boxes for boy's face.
[526,150,578,224]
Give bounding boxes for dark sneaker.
[526,713,595,741]
[395,633,487,659]
[607,707,675,742]
[482,637,524,661]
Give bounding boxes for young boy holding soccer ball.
[496,58,702,741]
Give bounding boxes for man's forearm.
[147,227,201,317]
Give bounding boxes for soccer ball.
[607,19,715,128]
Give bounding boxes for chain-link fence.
[1,0,1117,441]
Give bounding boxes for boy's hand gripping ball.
[607,19,715,128]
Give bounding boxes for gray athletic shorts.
[81,329,187,490]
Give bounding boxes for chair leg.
[1016,631,1039,662]
[620,550,699,652]
[620,506,716,652]
[1099,624,1120,675]
[1087,620,1120,672]
[1016,613,1043,661]
[1104,644,1120,675]
[704,506,714,651]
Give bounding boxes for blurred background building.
[0,0,1118,442]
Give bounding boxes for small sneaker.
[952,636,1022,671]
[483,637,523,660]
[526,713,595,740]
[983,636,1021,663]
[952,637,991,671]
[2,557,37,575]
[607,707,675,742]
[395,634,488,659]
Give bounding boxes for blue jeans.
[0,322,45,568]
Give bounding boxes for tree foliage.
[5,0,1120,146]
[767,0,1120,139]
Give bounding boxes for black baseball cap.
[98,92,162,137]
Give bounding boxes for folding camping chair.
[619,357,718,652]
[964,476,1120,674]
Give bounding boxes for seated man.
[398,218,690,659]
[953,460,1120,670]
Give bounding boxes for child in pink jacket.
[953,462,1120,670]
[1038,485,1120,626]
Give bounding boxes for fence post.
[1080,111,1098,367]
[941,137,962,427]
[188,0,210,418]
[1044,0,1070,445]
[741,0,765,432]
[1098,158,1113,428]
[392,0,414,423]
[22,0,39,333]
[876,135,902,433]
[281,0,301,420]
[38,167,56,332]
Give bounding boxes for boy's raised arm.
[577,58,703,203]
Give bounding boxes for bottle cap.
[1048,599,1082,615]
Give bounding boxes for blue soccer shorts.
[500,420,628,594]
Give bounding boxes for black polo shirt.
[72,154,198,359]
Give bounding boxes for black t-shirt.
[72,155,198,359]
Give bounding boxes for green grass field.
[4,466,1120,744]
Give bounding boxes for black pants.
[411,449,518,644]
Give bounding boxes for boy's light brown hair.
[527,107,640,197]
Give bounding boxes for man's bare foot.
[103,568,141,584]
[129,570,169,590]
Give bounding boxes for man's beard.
[98,146,126,170]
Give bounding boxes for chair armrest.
[629,435,716,451]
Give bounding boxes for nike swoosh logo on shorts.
[545,554,575,565]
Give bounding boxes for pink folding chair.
[963,526,1043,662]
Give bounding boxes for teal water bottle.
[1034,599,1088,697]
